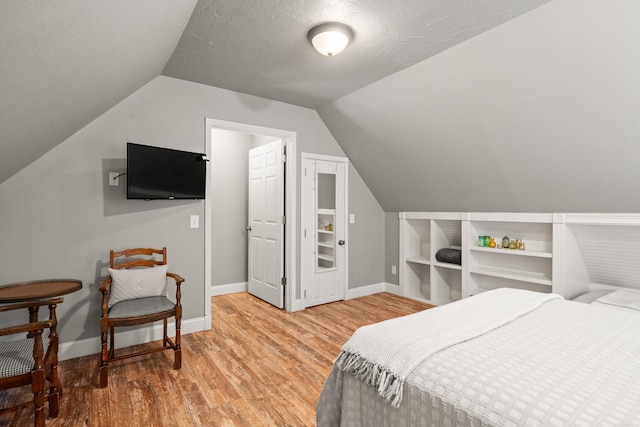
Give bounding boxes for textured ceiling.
[0,0,552,185]
[163,0,552,109]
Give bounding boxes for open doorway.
[203,119,297,321]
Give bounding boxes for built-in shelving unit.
[399,212,463,306]
[465,213,554,296]
[317,208,336,271]
[399,212,640,305]
[399,212,557,305]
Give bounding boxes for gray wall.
[210,130,281,287]
[348,164,385,288]
[0,76,386,348]
[319,0,640,213]
[210,129,252,286]
[385,212,399,285]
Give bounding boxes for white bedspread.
[335,288,560,407]
[318,289,640,426]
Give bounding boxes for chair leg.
[32,369,46,427]
[174,347,182,370]
[48,361,60,418]
[163,318,168,347]
[174,314,182,370]
[100,325,110,388]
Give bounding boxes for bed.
[316,288,640,426]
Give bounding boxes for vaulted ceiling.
[0,0,551,185]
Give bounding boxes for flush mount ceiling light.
[307,22,354,57]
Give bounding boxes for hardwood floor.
[0,292,432,426]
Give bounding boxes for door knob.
[246,226,252,231]
[338,240,345,245]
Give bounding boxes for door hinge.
[281,277,287,286]
[304,290,307,298]
[282,215,286,224]
[283,154,287,163]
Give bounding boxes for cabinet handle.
[338,240,345,246]
[246,226,252,231]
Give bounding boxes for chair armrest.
[167,272,185,284]
[0,320,53,337]
[99,277,112,294]
[99,277,112,317]
[166,272,184,307]
[0,297,63,313]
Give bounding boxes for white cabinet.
[465,213,555,296]
[399,212,463,305]
[399,212,557,305]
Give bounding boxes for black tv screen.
[127,143,206,200]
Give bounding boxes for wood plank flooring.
[0,292,432,426]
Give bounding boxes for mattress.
[317,290,640,426]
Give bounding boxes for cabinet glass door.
[317,172,336,270]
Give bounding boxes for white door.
[301,154,348,308]
[247,139,285,308]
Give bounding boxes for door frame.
[204,118,297,317]
[300,152,349,309]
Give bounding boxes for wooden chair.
[99,247,185,388]
[0,297,63,427]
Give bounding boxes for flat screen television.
[127,142,206,200]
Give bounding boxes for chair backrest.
[110,247,167,270]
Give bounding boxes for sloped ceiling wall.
[162,0,551,109]
[0,0,197,184]
[319,0,640,213]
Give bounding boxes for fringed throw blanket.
[335,288,561,408]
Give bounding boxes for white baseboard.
[289,298,302,312]
[58,316,208,362]
[209,282,304,312]
[345,282,399,300]
[211,281,247,296]
[384,282,400,295]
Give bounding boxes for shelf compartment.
[317,253,334,262]
[468,274,552,296]
[403,262,430,301]
[403,219,431,260]
[432,261,462,270]
[469,220,553,254]
[317,257,335,270]
[469,247,552,286]
[431,265,462,305]
[470,246,552,259]
[317,242,334,249]
[318,208,336,215]
[406,256,430,266]
[469,265,552,286]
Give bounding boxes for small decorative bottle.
[509,239,517,249]
[502,236,510,249]
[488,237,497,248]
